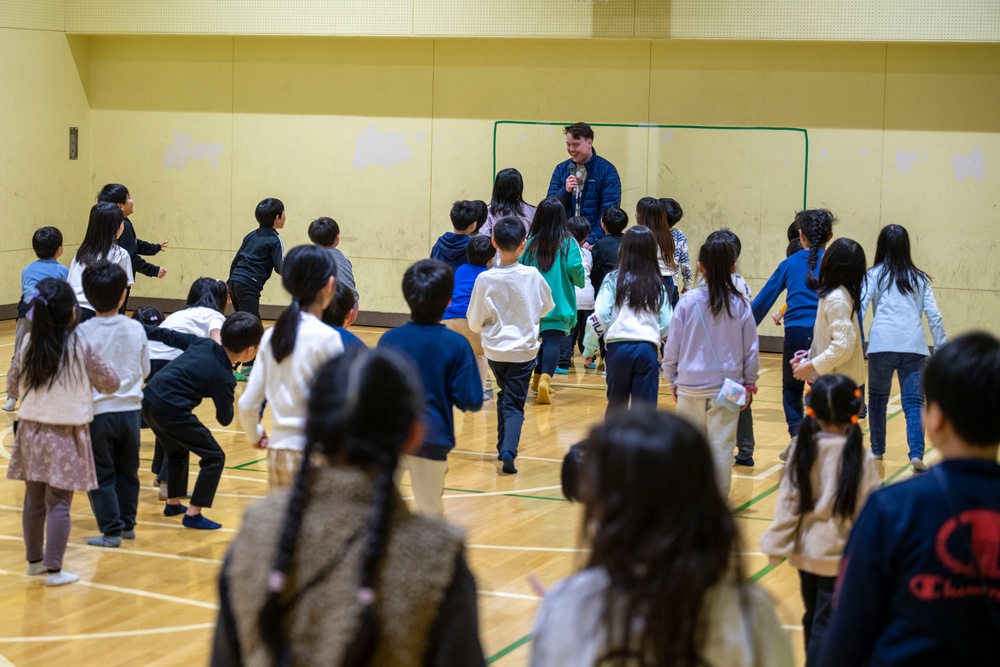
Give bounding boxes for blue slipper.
[182,514,222,530]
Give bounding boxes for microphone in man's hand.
[573,165,588,216]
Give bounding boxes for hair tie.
[804,407,815,417]
[357,587,376,607]
[804,385,811,395]
[854,389,862,398]
[267,570,286,593]
[850,415,859,425]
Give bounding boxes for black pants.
[783,326,814,437]
[148,358,190,489]
[87,410,141,536]
[736,400,755,461]
[558,310,593,369]
[118,285,132,315]
[228,280,260,367]
[534,330,565,377]
[143,401,225,508]
[799,570,837,667]
[605,341,659,416]
[488,359,534,457]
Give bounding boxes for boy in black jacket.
[228,197,285,380]
[142,312,263,530]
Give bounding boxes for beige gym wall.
[83,36,1000,339]
[0,1,91,314]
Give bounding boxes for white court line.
[468,544,587,553]
[0,623,214,643]
[452,449,563,463]
[0,504,241,533]
[0,651,13,665]
[441,485,562,500]
[479,589,541,601]
[0,427,10,459]
[0,534,222,564]
[0,568,218,610]
[782,625,804,632]
[732,463,785,481]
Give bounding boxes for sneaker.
[27,561,46,576]
[554,367,570,375]
[911,457,928,473]
[46,570,79,587]
[158,481,168,501]
[233,370,249,382]
[584,361,595,370]
[734,456,755,467]
[482,392,491,402]
[778,437,795,462]
[86,535,122,548]
[122,529,136,540]
[182,514,222,530]
[1,397,15,412]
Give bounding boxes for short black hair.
[602,206,628,235]
[402,259,453,324]
[707,228,741,259]
[132,305,163,326]
[450,200,479,230]
[308,217,339,246]
[924,332,1000,447]
[221,312,264,353]
[466,235,495,267]
[32,226,63,259]
[255,198,284,228]
[659,198,683,228]
[561,441,586,502]
[567,216,591,246]
[564,122,594,141]
[322,280,356,328]
[471,200,488,227]
[492,216,527,252]
[81,261,128,313]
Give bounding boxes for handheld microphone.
[573,165,588,217]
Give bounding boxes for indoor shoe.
[911,457,928,473]
[27,561,46,576]
[584,361,595,370]
[46,570,79,587]
[530,373,541,393]
[536,374,553,405]
[482,392,491,402]
[182,514,222,530]
[122,529,136,540]
[873,453,884,461]
[501,451,518,474]
[158,481,168,501]
[554,367,569,375]
[86,535,122,548]
[734,456,755,467]
[163,503,187,517]
[233,370,249,382]
[2,397,15,412]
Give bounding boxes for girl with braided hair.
[213,349,485,667]
[237,244,344,491]
[752,210,835,459]
[761,373,880,667]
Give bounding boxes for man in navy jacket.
[547,122,621,248]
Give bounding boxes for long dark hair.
[815,238,867,315]
[271,245,337,363]
[698,238,744,317]
[76,203,124,266]
[21,278,81,391]
[873,224,930,295]
[614,227,664,315]
[185,277,229,312]
[797,209,835,290]
[636,197,675,273]
[489,168,528,218]
[96,183,129,206]
[525,196,569,274]
[257,348,423,667]
[581,408,744,666]
[791,374,866,520]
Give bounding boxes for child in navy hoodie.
[818,333,1000,667]
[443,235,495,399]
[377,260,483,516]
[430,200,478,270]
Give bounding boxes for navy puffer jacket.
[546,149,622,245]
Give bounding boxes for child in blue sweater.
[377,260,483,515]
[430,200,478,270]
[443,235,495,399]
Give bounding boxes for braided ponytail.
[796,209,835,290]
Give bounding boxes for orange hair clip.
[854,389,863,398]
[805,407,816,417]
[850,415,860,425]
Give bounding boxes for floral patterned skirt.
[6,420,98,492]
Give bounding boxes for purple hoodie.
[661,286,760,396]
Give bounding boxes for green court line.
[233,457,269,470]
[486,633,533,664]
[493,120,809,209]
[749,558,785,583]
[139,455,262,472]
[735,515,774,522]
[733,483,780,514]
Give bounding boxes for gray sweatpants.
[23,481,74,570]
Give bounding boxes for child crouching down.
[7,278,120,586]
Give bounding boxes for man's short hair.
[492,217,527,252]
[402,259,454,324]
[924,332,1000,447]
[601,206,628,235]
[307,217,339,246]
[564,122,594,141]
[255,198,284,228]
[32,226,63,259]
[450,200,479,230]
[466,235,496,267]
[221,312,264,353]
[81,261,128,313]
[322,280,356,328]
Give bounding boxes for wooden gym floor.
[0,318,928,666]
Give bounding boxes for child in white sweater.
[468,217,553,474]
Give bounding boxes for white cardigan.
[809,286,866,384]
